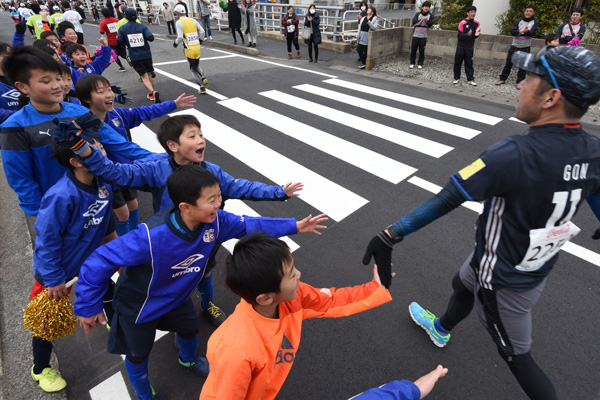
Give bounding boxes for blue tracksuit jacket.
[33,170,113,287]
[0,76,19,124]
[0,101,154,216]
[81,147,289,212]
[104,101,176,164]
[351,380,421,400]
[74,207,297,323]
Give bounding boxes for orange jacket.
[200,279,392,400]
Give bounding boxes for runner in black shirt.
[363,45,600,400]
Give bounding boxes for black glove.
[15,21,26,35]
[52,113,103,154]
[362,227,403,289]
[592,228,600,240]
[114,92,132,105]
[110,85,122,94]
[173,41,178,48]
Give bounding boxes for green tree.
[439,0,472,31]
[496,0,600,44]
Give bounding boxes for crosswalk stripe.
[130,124,164,153]
[153,67,228,101]
[219,97,417,184]
[222,199,300,253]
[89,371,131,400]
[293,84,481,140]
[170,109,369,222]
[407,176,600,267]
[509,117,526,124]
[323,79,504,126]
[259,90,453,158]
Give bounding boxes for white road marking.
[407,176,600,267]
[153,55,238,66]
[89,371,131,400]
[222,199,300,253]
[170,109,369,221]
[219,97,417,184]
[153,67,228,101]
[324,78,503,126]
[208,47,338,78]
[294,84,481,140]
[260,90,453,158]
[129,124,164,153]
[509,117,526,124]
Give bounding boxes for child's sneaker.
[409,64,414,69]
[203,301,227,326]
[467,81,477,86]
[179,354,210,376]
[139,386,163,400]
[408,302,450,348]
[453,79,459,84]
[202,78,209,88]
[417,65,423,69]
[31,366,67,392]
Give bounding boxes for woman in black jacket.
[304,4,321,62]
[220,0,244,44]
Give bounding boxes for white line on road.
[220,97,417,184]
[509,117,526,124]
[153,67,229,101]
[294,84,481,140]
[130,124,164,153]
[208,48,338,78]
[170,108,369,221]
[260,90,454,158]
[222,199,300,253]
[153,55,238,66]
[407,176,600,268]
[89,371,131,400]
[324,78,504,126]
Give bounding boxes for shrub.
[439,0,472,31]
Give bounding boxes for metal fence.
[341,9,396,43]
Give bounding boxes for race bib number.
[35,20,43,29]
[68,15,79,24]
[54,16,63,24]
[128,33,145,47]
[107,22,118,33]
[288,24,295,33]
[186,32,199,45]
[516,221,580,272]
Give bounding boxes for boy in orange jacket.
[200,233,393,400]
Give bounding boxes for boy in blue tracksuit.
[66,36,112,85]
[70,164,326,400]
[30,140,117,393]
[75,74,197,236]
[0,46,155,224]
[70,113,304,326]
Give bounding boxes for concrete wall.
[367,26,600,69]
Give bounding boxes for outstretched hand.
[296,213,328,235]
[282,182,303,197]
[97,36,108,47]
[372,264,394,288]
[414,365,448,399]
[362,229,402,289]
[174,93,197,108]
[77,313,107,335]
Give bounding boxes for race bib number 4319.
[516,221,580,272]
[128,33,145,47]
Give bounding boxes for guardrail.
[341,10,396,43]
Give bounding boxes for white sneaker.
[453,79,459,84]
[467,81,477,86]
[203,37,207,41]
[417,65,422,69]
[209,35,213,40]
[409,64,414,69]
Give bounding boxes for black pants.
[76,31,84,45]
[232,28,244,43]
[453,46,473,80]
[357,43,367,64]
[307,36,318,60]
[499,45,529,83]
[166,20,175,35]
[286,32,299,52]
[410,37,427,66]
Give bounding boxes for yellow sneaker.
[31,366,67,392]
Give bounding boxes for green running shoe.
[409,302,450,348]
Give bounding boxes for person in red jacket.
[99,7,128,72]
[200,233,393,400]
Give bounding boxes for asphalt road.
[1,13,600,400]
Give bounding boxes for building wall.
[472,0,509,35]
